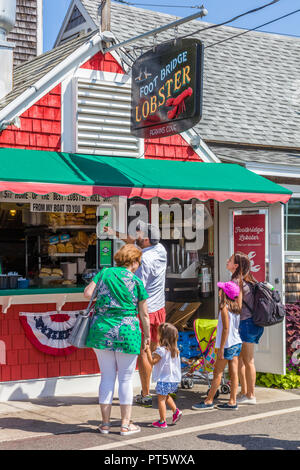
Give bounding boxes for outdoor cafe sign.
[131,38,204,139]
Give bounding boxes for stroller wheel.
[207,388,219,399]
[181,379,188,389]
[187,378,194,389]
[181,378,193,389]
[221,384,231,395]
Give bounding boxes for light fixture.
[9,209,17,217]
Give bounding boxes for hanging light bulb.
[9,209,17,217]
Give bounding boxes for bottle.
[265,282,274,291]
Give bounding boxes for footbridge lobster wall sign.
[131,38,204,138]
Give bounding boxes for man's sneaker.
[172,408,182,425]
[192,402,215,411]
[216,403,238,410]
[152,420,168,429]
[236,395,257,405]
[135,392,152,407]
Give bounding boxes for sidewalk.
[0,384,299,444]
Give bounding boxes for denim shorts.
[239,318,264,344]
[156,381,179,396]
[224,343,242,360]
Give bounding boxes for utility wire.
[175,0,281,41]
[114,0,205,7]
[123,0,281,51]
[205,7,300,49]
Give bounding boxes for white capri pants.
[93,349,138,405]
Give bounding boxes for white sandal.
[120,422,141,436]
[98,422,111,434]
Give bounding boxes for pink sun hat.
[217,281,240,300]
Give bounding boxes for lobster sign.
[131,39,204,138]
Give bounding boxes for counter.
[0,286,87,313]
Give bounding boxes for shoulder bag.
[68,276,102,348]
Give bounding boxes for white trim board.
[0,371,145,401]
[246,162,300,179]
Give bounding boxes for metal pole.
[102,7,208,54]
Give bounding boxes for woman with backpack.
[226,252,264,405]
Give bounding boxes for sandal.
[98,422,111,434]
[120,421,141,436]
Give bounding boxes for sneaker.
[236,395,257,405]
[172,408,182,425]
[135,391,152,407]
[152,420,168,429]
[192,402,214,411]
[216,403,238,410]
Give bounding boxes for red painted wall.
[81,51,125,75]
[0,85,61,151]
[145,135,202,162]
[0,302,99,382]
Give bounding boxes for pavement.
[0,384,299,446]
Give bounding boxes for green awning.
[0,148,292,203]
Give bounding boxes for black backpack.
[243,282,285,327]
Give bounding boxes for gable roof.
[0,29,98,118]
[209,144,300,166]
[79,1,300,151]
[1,1,300,166]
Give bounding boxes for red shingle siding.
[145,135,202,162]
[0,85,61,151]
[81,51,125,74]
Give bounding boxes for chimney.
[0,0,16,101]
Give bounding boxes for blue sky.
[43,0,300,52]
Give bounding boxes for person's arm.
[136,259,151,287]
[145,347,161,366]
[84,271,103,299]
[218,306,229,360]
[138,299,151,351]
[237,277,243,311]
[84,280,96,300]
[103,226,135,244]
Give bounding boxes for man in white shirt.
[104,221,167,407]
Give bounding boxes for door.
[218,201,286,375]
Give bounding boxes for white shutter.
[76,78,143,157]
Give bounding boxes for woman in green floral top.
[84,244,150,436]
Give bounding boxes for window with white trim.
[284,197,300,253]
[76,78,143,157]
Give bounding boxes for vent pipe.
[0,0,16,100]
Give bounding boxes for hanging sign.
[233,214,266,282]
[19,311,82,356]
[131,38,204,139]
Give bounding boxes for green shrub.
[256,370,300,390]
